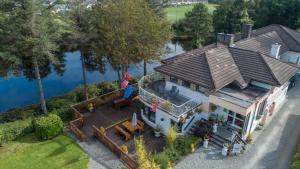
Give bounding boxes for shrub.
[174,136,201,155]
[0,119,34,145]
[34,114,63,140]
[292,145,300,169]
[246,132,254,143]
[153,152,170,169]
[166,126,177,146]
[47,98,74,122]
[135,137,160,169]
[87,84,102,98]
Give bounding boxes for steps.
[210,133,231,148]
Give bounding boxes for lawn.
[0,134,89,169]
[165,4,218,23]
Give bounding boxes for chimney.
[242,24,253,39]
[270,43,281,59]
[217,33,235,47]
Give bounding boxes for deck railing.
[92,126,138,169]
[138,72,201,117]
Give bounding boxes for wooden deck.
[80,99,142,137]
[106,123,166,159]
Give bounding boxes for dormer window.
[182,80,191,88]
[196,85,206,93]
[170,76,177,83]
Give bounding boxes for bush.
[153,151,170,169]
[154,135,202,169]
[174,136,202,155]
[246,132,254,143]
[0,119,34,145]
[34,114,63,140]
[292,145,300,169]
[47,98,74,122]
[166,126,177,146]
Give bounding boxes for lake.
[0,40,188,112]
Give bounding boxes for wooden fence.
[71,84,138,114]
[69,107,87,141]
[92,125,139,169]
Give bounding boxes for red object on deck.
[124,72,133,81]
[151,101,159,112]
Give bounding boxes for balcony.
[138,72,203,117]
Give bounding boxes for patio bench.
[112,98,131,109]
[115,125,132,141]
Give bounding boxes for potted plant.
[196,107,202,114]
[203,135,209,148]
[87,103,94,113]
[213,122,218,133]
[222,143,229,156]
[154,125,161,137]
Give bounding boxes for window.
[196,85,206,93]
[145,107,156,123]
[170,76,177,83]
[256,99,267,120]
[227,110,245,129]
[182,80,191,88]
[171,120,182,133]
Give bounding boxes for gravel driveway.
[175,81,300,169]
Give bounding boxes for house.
[138,24,299,139]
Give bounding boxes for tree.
[253,0,300,29]
[174,3,213,48]
[0,0,63,114]
[146,0,170,17]
[135,137,160,169]
[92,0,172,77]
[213,0,252,34]
[67,0,95,100]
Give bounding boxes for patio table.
[122,121,141,134]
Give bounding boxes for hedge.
[292,144,300,169]
[0,119,34,145]
[34,114,64,140]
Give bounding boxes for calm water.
[0,41,187,112]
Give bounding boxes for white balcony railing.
[138,72,201,117]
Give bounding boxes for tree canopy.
[213,0,252,34]
[252,0,300,29]
[174,3,213,48]
[0,0,64,113]
[92,0,172,77]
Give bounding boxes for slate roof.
[235,24,300,53]
[155,45,298,91]
[155,24,299,91]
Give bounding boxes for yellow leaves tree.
[135,137,160,169]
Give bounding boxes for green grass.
[0,134,89,169]
[165,4,218,23]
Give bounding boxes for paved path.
[68,133,125,169]
[175,82,300,169]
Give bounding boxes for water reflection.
[0,40,187,112]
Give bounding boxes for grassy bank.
[0,134,89,169]
[165,4,218,23]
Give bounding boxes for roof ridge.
[203,51,216,90]
[227,48,247,88]
[257,52,281,85]
[279,25,300,45]
[229,46,259,53]
[161,43,217,64]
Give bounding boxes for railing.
[138,72,201,117]
[92,126,138,169]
